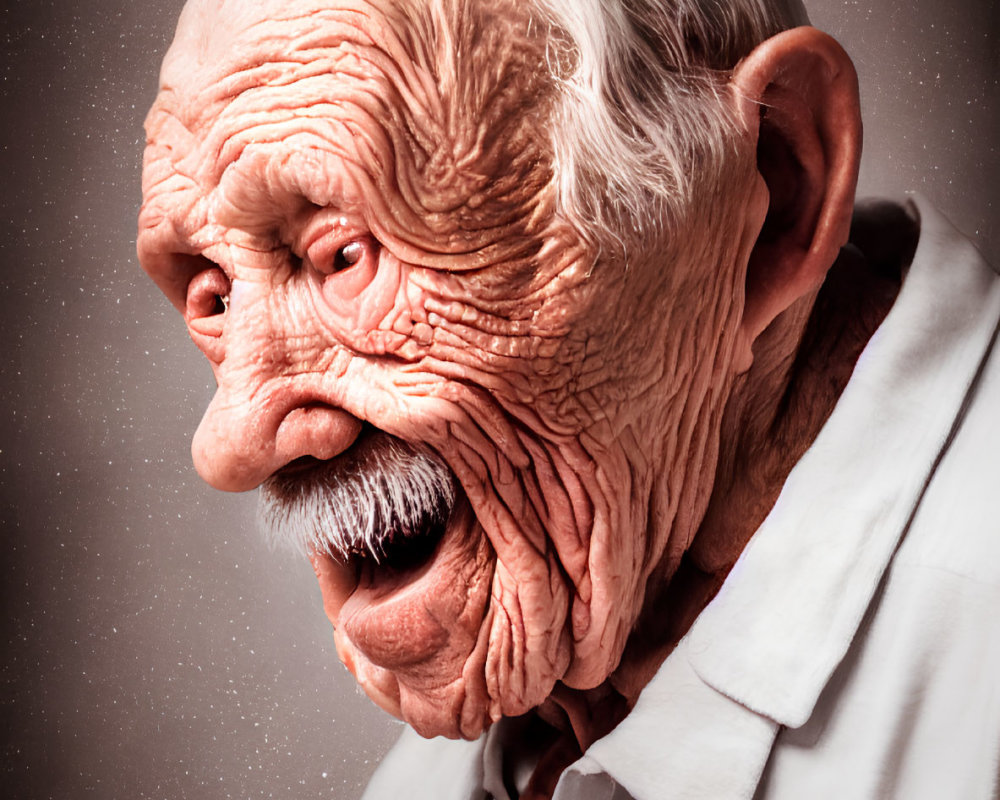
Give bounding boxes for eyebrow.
[209,139,368,249]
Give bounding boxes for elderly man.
[137,0,999,797]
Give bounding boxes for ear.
[730,27,862,352]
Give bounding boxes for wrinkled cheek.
[485,552,573,718]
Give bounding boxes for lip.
[303,434,458,621]
[285,425,499,737]
[312,489,497,738]
[319,489,480,667]
[343,511,466,664]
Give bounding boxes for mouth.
[258,425,497,738]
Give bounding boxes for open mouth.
[259,424,499,738]
[258,424,457,575]
[309,485,494,737]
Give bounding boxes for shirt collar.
[684,195,1000,727]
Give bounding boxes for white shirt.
[363,196,1000,800]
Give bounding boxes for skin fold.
[139,0,903,790]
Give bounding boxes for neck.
[599,209,907,708]
[691,199,914,576]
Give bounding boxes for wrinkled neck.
[619,202,912,684]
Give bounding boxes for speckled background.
[1,1,996,798]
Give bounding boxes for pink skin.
[138,0,754,740]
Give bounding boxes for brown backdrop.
[1,1,996,797]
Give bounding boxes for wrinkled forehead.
[158,0,441,119]
[143,0,556,273]
[145,0,549,191]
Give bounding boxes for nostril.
[185,265,231,341]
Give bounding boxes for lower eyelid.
[315,245,382,303]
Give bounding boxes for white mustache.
[258,430,456,563]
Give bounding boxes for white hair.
[529,0,809,255]
[258,431,456,564]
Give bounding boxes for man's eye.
[334,241,366,272]
[310,236,378,276]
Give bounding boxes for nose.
[192,393,363,492]
[189,281,362,492]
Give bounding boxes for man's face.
[138,0,744,738]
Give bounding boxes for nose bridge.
[191,275,362,492]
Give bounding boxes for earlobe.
[730,27,862,344]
